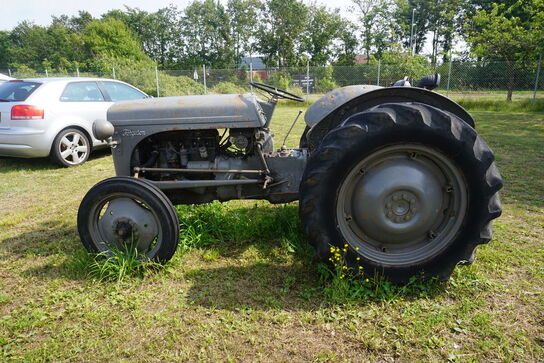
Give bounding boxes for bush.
[159,74,205,96]
[267,71,292,90]
[314,65,338,93]
[211,81,247,94]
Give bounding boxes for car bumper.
[0,128,50,158]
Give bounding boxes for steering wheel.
[250,82,305,102]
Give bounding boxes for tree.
[103,6,183,67]
[179,0,235,69]
[466,1,543,101]
[227,0,261,64]
[301,4,350,66]
[352,0,396,58]
[256,0,308,67]
[82,18,152,71]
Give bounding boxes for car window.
[102,81,147,102]
[61,82,105,102]
[0,81,41,102]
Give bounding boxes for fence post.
[306,60,310,96]
[76,67,80,77]
[202,64,207,94]
[446,59,453,97]
[155,66,160,97]
[112,67,116,79]
[533,54,542,101]
[45,68,49,77]
[377,59,381,86]
[249,62,253,91]
[8,69,11,77]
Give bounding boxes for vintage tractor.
[78,78,503,282]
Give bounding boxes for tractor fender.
[305,86,475,150]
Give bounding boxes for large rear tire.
[299,102,502,282]
[78,177,179,263]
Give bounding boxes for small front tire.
[77,177,180,263]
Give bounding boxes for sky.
[0,0,358,31]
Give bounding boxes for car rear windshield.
[0,81,41,102]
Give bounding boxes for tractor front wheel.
[299,102,502,282]
[77,177,179,262]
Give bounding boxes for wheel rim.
[336,144,467,266]
[87,192,162,258]
[59,131,88,165]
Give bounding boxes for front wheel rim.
[87,192,162,258]
[59,131,88,165]
[336,144,468,266]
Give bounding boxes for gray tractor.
[78,78,502,282]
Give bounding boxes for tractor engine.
[129,128,305,205]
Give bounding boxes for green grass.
[0,107,543,361]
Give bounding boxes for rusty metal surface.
[304,85,381,127]
[107,93,267,129]
[134,167,266,174]
[150,179,262,190]
[306,86,476,149]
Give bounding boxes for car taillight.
[11,105,44,120]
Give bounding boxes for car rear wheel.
[51,128,90,167]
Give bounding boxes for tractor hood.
[107,93,267,129]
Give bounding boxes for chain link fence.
[1,61,542,101]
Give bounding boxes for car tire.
[50,128,91,167]
[299,102,503,282]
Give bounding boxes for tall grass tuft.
[69,246,162,283]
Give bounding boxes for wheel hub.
[113,218,137,240]
[336,144,467,266]
[97,198,159,252]
[350,158,443,245]
[385,191,417,222]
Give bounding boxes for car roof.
[18,77,121,83]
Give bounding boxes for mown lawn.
[0,107,543,361]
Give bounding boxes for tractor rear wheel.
[299,102,502,282]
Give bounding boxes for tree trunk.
[506,61,514,102]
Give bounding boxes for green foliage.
[211,81,247,94]
[179,0,236,69]
[83,18,151,71]
[465,0,543,100]
[159,74,205,96]
[257,0,308,67]
[300,5,355,66]
[267,71,292,90]
[11,64,37,77]
[352,0,396,58]
[70,247,162,283]
[375,50,431,81]
[319,245,443,303]
[314,65,338,92]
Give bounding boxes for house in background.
[239,56,268,81]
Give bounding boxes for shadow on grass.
[0,148,111,174]
[2,201,448,308]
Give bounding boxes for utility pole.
[410,8,416,56]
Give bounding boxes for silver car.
[0,77,148,166]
